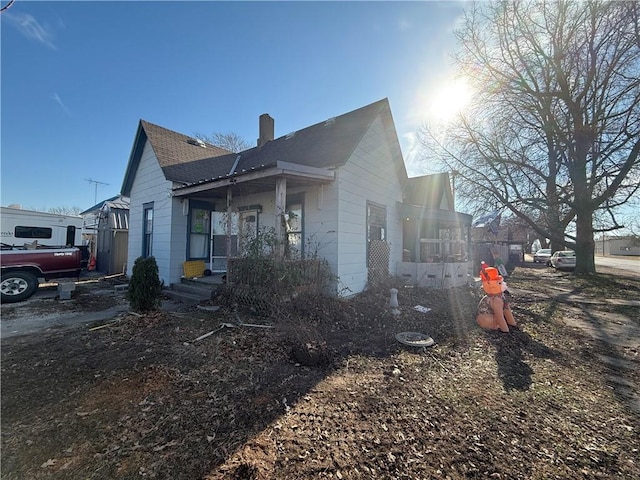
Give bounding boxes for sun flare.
[427,78,473,122]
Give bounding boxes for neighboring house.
[81,196,130,274]
[471,214,530,267]
[596,235,640,256]
[120,98,471,295]
[81,196,115,253]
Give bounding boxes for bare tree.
[47,206,82,215]
[194,131,250,153]
[421,0,640,274]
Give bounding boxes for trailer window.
[15,226,53,239]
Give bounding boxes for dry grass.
[2,264,639,479]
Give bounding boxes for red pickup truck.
[0,245,82,303]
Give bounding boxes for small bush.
[127,256,163,312]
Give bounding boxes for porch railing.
[417,238,469,263]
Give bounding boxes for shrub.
[127,256,163,312]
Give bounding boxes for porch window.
[189,208,210,259]
[142,202,154,257]
[285,196,304,259]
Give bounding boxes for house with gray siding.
[596,235,640,256]
[120,99,471,295]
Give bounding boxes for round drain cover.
[395,332,435,348]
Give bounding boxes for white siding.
[167,198,189,283]
[291,183,339,293]
[127,142,187,285]
[335,116,404,295]
[127,116,403,294]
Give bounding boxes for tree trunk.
[574,209,596,274]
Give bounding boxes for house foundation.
[397,261,472,288]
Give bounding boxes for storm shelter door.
[210,212,238,272]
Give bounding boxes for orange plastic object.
[480,263,503,295]
[482,279,502,295]
[483,267,501,280]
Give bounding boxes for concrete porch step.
[166,280,219,305]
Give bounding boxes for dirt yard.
[1,264,639,479]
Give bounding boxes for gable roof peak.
[139,119,233,168]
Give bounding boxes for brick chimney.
[257,113,274,147]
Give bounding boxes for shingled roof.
[142,121,232,169]
[403,173,454,211]
[122,98,405,195]
[121,121,232,195]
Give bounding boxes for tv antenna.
[86,178,109,205]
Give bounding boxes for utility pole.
[85,178,109,205]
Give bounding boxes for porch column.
[414,216,423,262]
[275,177,287,260]
[226,188,232,268]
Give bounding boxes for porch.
[171,160,336,273]
[396,202,473,288]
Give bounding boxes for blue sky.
[1,0,466,211]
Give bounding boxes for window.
[285,195,304,259]
[367,203,386,241]
[15,226,52,239]
[189,208,210,259]
[143,203,154,257]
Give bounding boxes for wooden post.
[414,216,422,262]
[275,177,287,260]
[226,188,232,270]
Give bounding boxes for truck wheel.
[1,271,38,303]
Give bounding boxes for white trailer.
[1,207,84,248]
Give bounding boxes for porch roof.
[397,202,473,227]
[171,161,335,198]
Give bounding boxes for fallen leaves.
[40,459,56,468]
[2,268,640,479]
